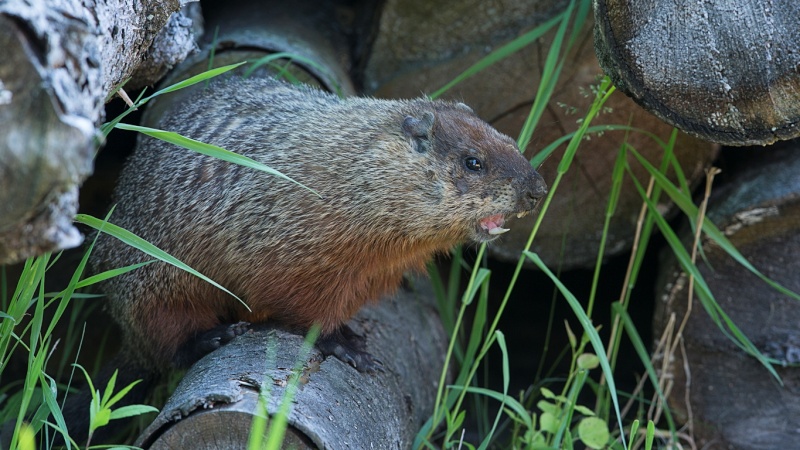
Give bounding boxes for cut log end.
[593,0,800,146]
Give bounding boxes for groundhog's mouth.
[478,210,531,238]
[479,214,509,236]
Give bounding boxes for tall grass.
[413,0,798,448]
[0,231,157,450]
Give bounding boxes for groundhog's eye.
[464,156,483,172]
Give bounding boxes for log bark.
[653,143,800,449]
[136,277,449,450]
[0,0,197,264]
[136,0,364,128]
[362,0,718,269]
[594,0,800,146]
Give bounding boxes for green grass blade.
[113,123,320,197]
[624,165,780,381]
[264,326,320,450]
[427,263,453,336]
[74,214,248,311]
[525,251,627,450]
[75,261,156,289]
[626,419,640,450]
[243,52,343,96]
[645,420,655,450]
[612,303,676,435]
[530,124,667,171]
[463,268,491,307]
[246,336,278,450]
[103,78,130,103]
[43,241,92,340]
[12,326,48,450]
[0,257,46,374]
[105,379,144,409]
[144,62,247,100]
[422,245,490,447]
[517,0,577,153]
[586,142,627,319]
[108,404,159,420]
[628,147,800,302]
[99,88,149,138]
[99,370,118,410]
[428,13,564,100]
[101,62,247,136]
[601,132,675,400]
[29,390,53,434]
[554,369,588,447]
[621,131,675,295]
[454,385,532,431]
[206,26,220,79]
[477,331,510,450]
[556,79,615,175]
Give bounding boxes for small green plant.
[453,324,612,450]
[74,367,157,448]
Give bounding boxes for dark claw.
[195,336,222,354]
[399,275,413,292]
[342,353,357,367]
[228,321,251,338]
[317,324,384,373]
[174,321,251,367]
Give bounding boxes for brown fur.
[91,76,547,371]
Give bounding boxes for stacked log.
[0,0,195,263]
[136,277,448,449]
[594,0,800,146]
[654,142,800,449]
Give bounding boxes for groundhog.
[90,76,546,378]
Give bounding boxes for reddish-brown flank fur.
[92,76,546,371]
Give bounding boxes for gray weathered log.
[136,277,448,450]
[139,0,360,127]
[0,0,196,264]
[594,0,800,146]
[126,3,201,90]
[195,0,357,94]
[653,143,800,449]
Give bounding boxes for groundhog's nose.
[527,170,547,198]
[530,174,547,199]
[518,170,547,211]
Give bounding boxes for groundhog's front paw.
[317,325,385,374]
[174,321,251,367]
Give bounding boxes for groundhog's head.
[402,102,547,243]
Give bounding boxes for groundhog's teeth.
[516,211,527,219]
[489,227,510,235]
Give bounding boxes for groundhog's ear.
[402,112,435,153]
[455,102,474,114]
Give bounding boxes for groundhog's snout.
[520,169,548,211]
